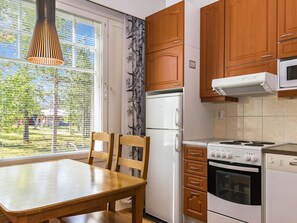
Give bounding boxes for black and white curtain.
[122,15,145,164]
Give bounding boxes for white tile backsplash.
[214,95,297,143]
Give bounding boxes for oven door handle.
[209,161,259,173]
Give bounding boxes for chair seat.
[60,210,133,223]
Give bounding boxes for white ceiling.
[88,0,166,19]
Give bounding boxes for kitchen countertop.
[263,143,297,156]
[182,138,225,147]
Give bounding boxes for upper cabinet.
[146,2,184,54]
[145,1,184,92]
[278,0,297,59]
[200,0,225,98]
[225,0,277,67]
[278,0,297,41]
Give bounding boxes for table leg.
[132,185,145,223]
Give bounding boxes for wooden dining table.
[0,159,146,223]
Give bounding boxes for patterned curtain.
[123,15,145,167]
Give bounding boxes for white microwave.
[279,58,297,89]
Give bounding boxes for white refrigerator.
[145,92,183,223]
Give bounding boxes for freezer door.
[145,129,182,223]
[146,93,182,130]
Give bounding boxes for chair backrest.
[88,132,114,170]
[114,135,150,180]
[0,211,9,223]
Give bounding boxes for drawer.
[184,187,207,221]
[184,146,207,162]
[184,173,207,192]
[184,160,207,177]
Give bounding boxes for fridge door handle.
[175,133,181,152]
[175,108,181,128]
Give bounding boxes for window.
[0,0,103,159]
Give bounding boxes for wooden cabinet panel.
[184,188,207,222]
[146,45,183,91]
[278,38,297,58]
[146,1,184,54]
[184,174,207,191]
[225,0,277,67]
[200,0,224,98]
[278,0,297,41]
[184,160,207,177]
[225,60,277,77]
[184,146,207,162]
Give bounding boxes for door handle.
[175,133,181,152]
[281,33,293,38]
[175,108,181,128]
[261,54,273,59]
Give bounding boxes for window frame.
[0,0,113,163]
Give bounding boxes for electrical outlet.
[215,109,225,120]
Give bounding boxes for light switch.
[189,60,196,69]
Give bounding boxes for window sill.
[0,151,89,167]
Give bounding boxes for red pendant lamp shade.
[27,0,64,66]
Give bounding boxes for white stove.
[207,140,282,223]
[208,140,280,166]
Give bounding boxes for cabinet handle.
[281,33,293,38]
[189,152,202,157]
[173,40,180,43]
[189,180,201,185]
[190,167,201,171]
[261,54,273,59]
[173,83,179,86]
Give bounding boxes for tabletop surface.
[0,159,145,214]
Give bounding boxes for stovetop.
[207,140,283,165]
[209,140,278,149]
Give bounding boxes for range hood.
[212,72,277,96]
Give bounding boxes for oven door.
[208,160,262,223]
[279,58,297,88]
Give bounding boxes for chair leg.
[109,201,116,211]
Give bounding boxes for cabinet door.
[200,0,224,98]
[184,187,207,222]
[146,1,184,54]
[146,45,184,91]
[278,0,297,41]
[225,0,277,67]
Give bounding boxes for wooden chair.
[58,131,115,220]
[88,131,115,169]
[60,134,150,223]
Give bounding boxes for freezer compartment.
[145,129,182,223]
[146,93,182,130]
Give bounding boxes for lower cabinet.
[183,145,207,222]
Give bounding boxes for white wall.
[88,0,165,19]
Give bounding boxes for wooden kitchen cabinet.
[145,1,184,92]
[200,0,224,98]
[225,0,277,68]
[146,1,184,54]
[183,145,207,222]
[146,45,183,91]
[278,0,297,42]
[200,0,238,102]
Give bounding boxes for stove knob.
[251,155,258,162]
[227,153,232,159]
[245,155,251,161]
[221,152,226,158]
[210,151,215,157]
[215,152,221,157]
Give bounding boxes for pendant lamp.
[27,0,64,66]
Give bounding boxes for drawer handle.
[173,83,179,86]
[289,162,297,166]
[189,167,201,171]
[173,40,180,43]
[189,152,202,157]
[281,33,293,38]
[261,54,273,59]
[189,180,201,185]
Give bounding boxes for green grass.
[0,126,89,159]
